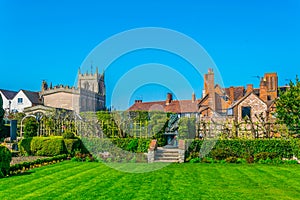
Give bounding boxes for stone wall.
[237,93,267,122]
[43,92,79,112]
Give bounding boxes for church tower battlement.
[77,66,105,95]
[40,66,106,113]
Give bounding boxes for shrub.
[23,118,38,138]
[210,148,237,160]
[64,139,84,155]
[31,137,66,156]
[225,156,238,163]
[0,145,12,177]
[254,152,278,161]
[62,130,75,139]
[186,139,299,162]
[20,137,67,156]
[189,157,200,163]
[19,137,33,155]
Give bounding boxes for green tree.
[276,76,300,135]
[23,117,38,138]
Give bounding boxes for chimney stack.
[192,92,196,103]
[205,68,216,111]
[259,77,267,102]
[229,86,234,103]
[166,93,172,105]
[246,84,253,94]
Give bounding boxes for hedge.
[186,139,300,161]
[9,154,67,175]
[19,137,150,157]
[81,137,150,162]
[0,145,12,177]
[64,139,87,154]
[81,138,151,153]
[19,137,66,156]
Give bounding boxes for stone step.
[155,157,179,161]
[154,160,179,163]
[155,153,179,157]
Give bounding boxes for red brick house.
[128,69,287,122]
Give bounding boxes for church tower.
[77,66,106,112]
[77,67,105,95]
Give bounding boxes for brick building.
[128,69,288,122]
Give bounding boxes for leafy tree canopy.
[276,76,300,135]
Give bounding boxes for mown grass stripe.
[0,162,92,199]
[16,162,102,200]
[1,162,300,200]
[42,163,114,199]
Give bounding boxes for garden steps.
[154,147,180,163]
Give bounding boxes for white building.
[0,89,17,114]
[0,89,42,113]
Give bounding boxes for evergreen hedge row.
[19,137,85,156]
[19,137,151,157]
[186,139,300,161]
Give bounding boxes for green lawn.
[1,161,300,200]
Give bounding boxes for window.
[242,106,251,119]
[227,108,233,116]
[17,98,23,104]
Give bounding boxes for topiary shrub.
[23,118,38,138]
[19,137,33,155]
[62,130,75,139]
[0,145,12,177]
[30,137,66,156]
[64,139,85,155]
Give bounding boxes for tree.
[23,117,38,138]
[276,76,300,135]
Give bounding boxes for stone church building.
[25,67,106,114]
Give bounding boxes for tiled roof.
[128,99,199,113]
[225,86,245,101]
[0,89,17,100]
[21,90,42,105]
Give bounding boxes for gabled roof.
[230,92,266,108]
[21,90,42,105]
[225,86,245,101]
[0,89,17,100]
[128,99,199,113]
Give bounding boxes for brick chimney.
[259,77,267,102]
[166,93,172,105]
[205,69,215,111]
[246,84,253,94]
[192,92,196,103]
[229,86,234,103]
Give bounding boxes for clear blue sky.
[0,0,299,109]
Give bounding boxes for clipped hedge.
[19,137,66,156]
[9,154,67,175]
[186,139,300,162]
[64,139,87,155]
[0,145,12,177]
[81,137,151,153]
